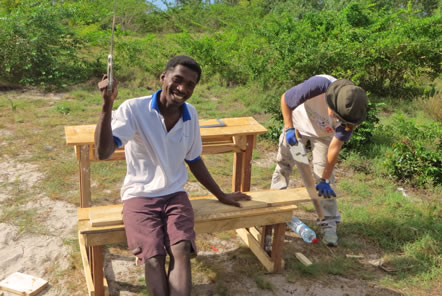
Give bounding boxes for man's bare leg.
[145,255,168,296]
[167,240,192,296]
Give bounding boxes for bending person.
[271,75,367,247]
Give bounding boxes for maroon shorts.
[122,191,196,264]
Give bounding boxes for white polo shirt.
[111,90,202,201]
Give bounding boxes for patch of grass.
[40,159,78,203]
[0,207,45,234]
[286,256,361,279]
[338,173,441,291]
[417,94,442,122]
[254,274,273,290]
[338,173,373,202]
[217,231,235,240]
[53,100,86,115]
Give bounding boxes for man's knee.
[145,255,165,269]
[170,240,191,257]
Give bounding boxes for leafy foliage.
[383,114,442,186]
[0,1,89,87]
[343,101,382,152]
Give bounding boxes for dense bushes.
[0,1,89,87]
[177,2,440,96]
[383,114,442,187]
[0,1,440,91]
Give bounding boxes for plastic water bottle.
[287,216,318,244]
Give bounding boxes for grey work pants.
[271,131,341,223]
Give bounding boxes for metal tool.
[200,119,226,128]
[289,130,309,164]
[106,0,117,94]
[290,141,309,164]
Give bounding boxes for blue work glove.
[315,179,336,199]
[285,128,298,146]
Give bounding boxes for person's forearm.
[95,102,116,160]
[188,159,225,198]
[322,137,344,180]
[281,93,293,129]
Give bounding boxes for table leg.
[271,223,286,272]
[232,152,243,192]
[240,135,255,192]
[91,246,104,296]
[79,145,91,208]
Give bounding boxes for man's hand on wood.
[218,192,251,208]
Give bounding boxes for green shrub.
[343,101,382,153]
[383,114,442,187]
[0,1,89,87]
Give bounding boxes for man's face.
[160,64,198,107]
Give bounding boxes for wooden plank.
[194,206,294,234]
[79,145,91,208]
[89,142,242,161]
[199,117,267,137]
[271,223,286,272]
[80,206,296,246]
[0,272,48,296]
[236,228,274,272]
[249,227,262,242]
[86,188,311,227]
[202,143,242,154]
[91,246,104,296]
[240,135,254,192]
[78,233,95,296]
[65,117,267,146]
[232,151,243,192]
[295,252,313,266]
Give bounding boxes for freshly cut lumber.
[295,252,313,266]
[0,272,48,296]
[88,188,311,227]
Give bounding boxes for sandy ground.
[0,150,404,296]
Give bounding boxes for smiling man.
[95,55,250,296]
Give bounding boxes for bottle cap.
[312,238,318,244]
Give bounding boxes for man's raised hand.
[98,75,118,105]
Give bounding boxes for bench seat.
[78,188,312,296]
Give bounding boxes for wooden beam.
[249,227,262,242]
[236,228,274,272]
[78,233,95,296]
[79,145,91,208]
[194,208,293,234]
[240,135,254,192]
[232,151,243,192]
[91,246,104,296]
[79,206,296,247]
[271,223,286,272]
[295,252,313,266]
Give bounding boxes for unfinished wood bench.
[65,117,311,296]
[78,188,312,296]
[64,117,268,207]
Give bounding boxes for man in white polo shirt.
[271,75,368,247]
[95,56,250,296]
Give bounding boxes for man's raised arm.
[95,76,118,160]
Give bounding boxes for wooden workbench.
[64,117,267,207]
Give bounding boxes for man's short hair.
[165,55,202,83]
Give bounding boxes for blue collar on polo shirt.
[151,89,191,122]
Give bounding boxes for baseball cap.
[326,79,368,125]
